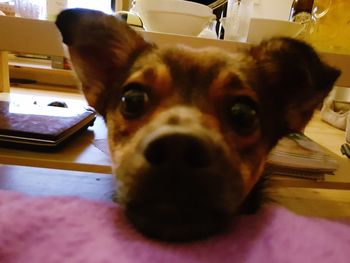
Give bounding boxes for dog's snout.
[126,127,243,241]
[144,134,210,168]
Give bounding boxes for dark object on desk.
[47,101,68,108]
[0,100,96,150]
[340,143,350,158]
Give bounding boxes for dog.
[55,8,340,242]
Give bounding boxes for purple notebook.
[0,100,96,150]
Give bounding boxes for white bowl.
[247,18,304,44]
[133,0,216,36]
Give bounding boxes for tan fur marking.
[124,64,172,97]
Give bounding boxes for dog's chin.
[125,202,231,242]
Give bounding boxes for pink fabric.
[0,190,349,263]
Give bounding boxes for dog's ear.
[55,8,152,116]
[249,37,340,143]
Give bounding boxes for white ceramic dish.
[133,0,216,36]
[247,18,304,44]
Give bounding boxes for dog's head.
[56,9,340,241]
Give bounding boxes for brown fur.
[56,8,340,242]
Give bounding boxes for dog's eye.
[229,102,259,135]
[121,87,149,119]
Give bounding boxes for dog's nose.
[144,134,210,168]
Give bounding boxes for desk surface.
[0,88,112,173]
[0,88,349,189]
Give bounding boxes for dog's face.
[56,9,340,241]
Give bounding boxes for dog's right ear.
[249,37,340,146]
[55,8,152,116]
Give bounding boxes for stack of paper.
[266,133,339,180]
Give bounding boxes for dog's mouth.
[126,201,231,242]
[122,170,242,242]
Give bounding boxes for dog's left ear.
[249,37,340,142]
[55,8,152,116]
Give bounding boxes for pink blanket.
[0,190,349,263]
